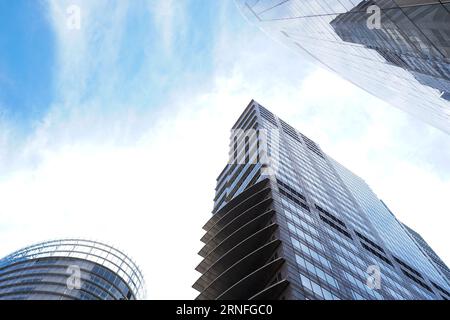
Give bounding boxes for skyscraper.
[235,0,450,133]
[0,239,145,300]
[193,100,450,300]
[403,223,450,283]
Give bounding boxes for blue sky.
[0,0,221,133]
[0,1,54,128]
[0,0,449,299]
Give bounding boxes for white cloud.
[150,0,187,54]
[47,0,131,105]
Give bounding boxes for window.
[300,272,337,300]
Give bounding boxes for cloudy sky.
[0,0,449,299]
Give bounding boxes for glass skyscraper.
[0,239,145,300]
[403,223,450,282]
[235,0,450,133]
[193,100,450,300]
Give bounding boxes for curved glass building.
[235,0,450,133]
[0,239,145,300]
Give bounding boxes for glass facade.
[235,0,450,133]
[0,239,145,300]
[403,223,450,282]
[194,100,450,300]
